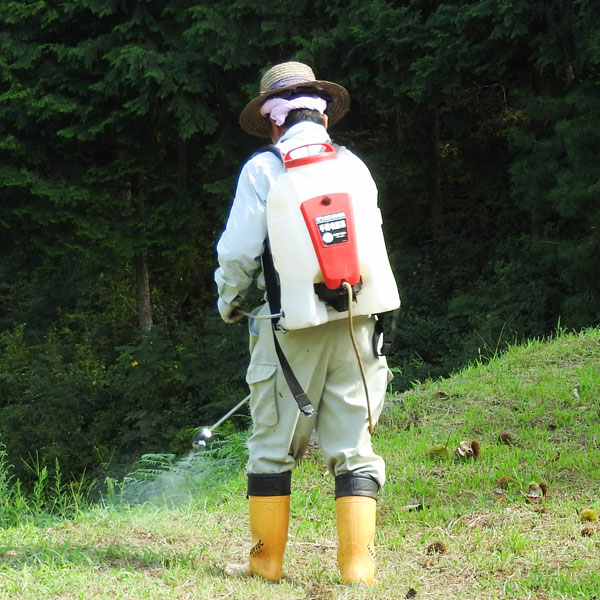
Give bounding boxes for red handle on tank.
[283,143,337,169]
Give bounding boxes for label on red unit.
[301,193,360,289]
[315,211,348,246]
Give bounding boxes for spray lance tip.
[191,394,250,450]
[192,426,213,449]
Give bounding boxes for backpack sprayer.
[265,142,399,330]
[265,142,400,432]
[195,143,400,448]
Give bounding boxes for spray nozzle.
[192,427,212,449]
[191,394,250,450]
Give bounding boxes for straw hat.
[239,61,350,138]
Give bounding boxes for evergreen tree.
[510,0,600,327]
[0,1,226,331]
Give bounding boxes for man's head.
[239,61,350,138]
[260,94,330,142]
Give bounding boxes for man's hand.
[217,297,245,324]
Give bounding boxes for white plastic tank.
[266,144,400,330]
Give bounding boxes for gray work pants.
[245,304,391,488]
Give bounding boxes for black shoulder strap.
[262,242,316,418]
[258,140,338,419]
[272,332,316,417]
[261,241,281,325]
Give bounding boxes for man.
[214,61,397,585]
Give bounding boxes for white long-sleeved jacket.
[214,121,376,317]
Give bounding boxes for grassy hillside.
[1,328,599,599]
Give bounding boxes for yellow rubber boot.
[248,495,290,580]
[336,496,377,585]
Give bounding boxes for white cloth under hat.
[259,96,328,126]
[239,61,350,137]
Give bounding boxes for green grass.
[0,327,599,599]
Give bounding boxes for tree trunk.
[425,106,444,234]
[135,176,153,332]
[121,177,153,332]
[134,252,153,332]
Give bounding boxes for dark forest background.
[1,1,598,484]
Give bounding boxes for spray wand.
[192,393,250,449]
[192,311,279,450]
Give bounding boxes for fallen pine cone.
[581,527,594,537]
[426,541,448,555]
[498,476,515,489]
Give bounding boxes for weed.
[0,443,93,528]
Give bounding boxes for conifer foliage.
[0,1,599,482]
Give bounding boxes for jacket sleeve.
[214,155,278,306]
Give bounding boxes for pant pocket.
[246,363,279,427]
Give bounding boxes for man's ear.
[322,114,329,130]
[270,120,284,143]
